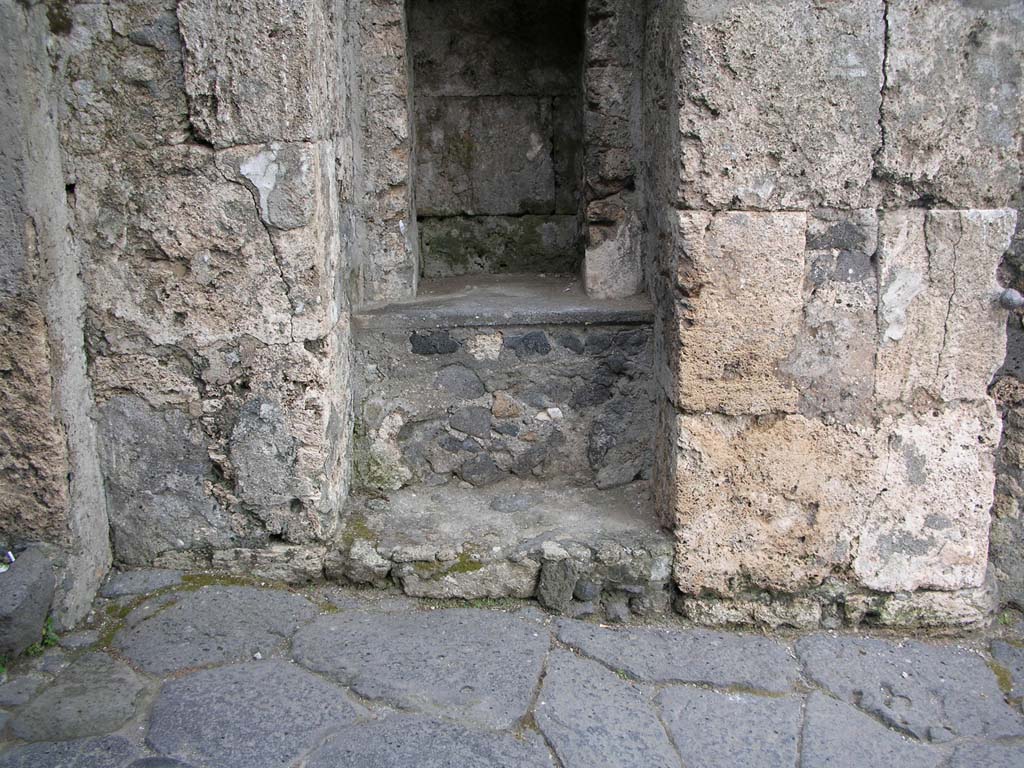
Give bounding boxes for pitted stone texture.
[853,402,1001,593]
[177,0,333,146]
[0,736,140,768]
[800,692,940,768]
[875,209,1015,404]
[535,650,680,768]
[114,586,317,674]
[949,741,1024,768]
[797,635,1024,742]
[129,760,196,768]
[658,687,801,768]
[292,609,548,729]
[557,620,798,693]
[147,661,364,768]
[0,547,55,657]
[675,1,882,210]
[879,1,1023,208]
[99,569,182,599]
[0,675,45,708]
[9,653,147,742]
[305,716,555,768]
[991,640,1024,699]
[666,211,806,414]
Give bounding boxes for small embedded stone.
[450,406,492,439]
[491,392,521,419]
[505,331,551,357]
[410,330,459,355]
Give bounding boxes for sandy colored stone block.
[669,211,806,415]
[676,0,883,209]
[670,412,878,597]
[879,0,1023,207]
[875,209,1016,403]
[853,402,1001,592]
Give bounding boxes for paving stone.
[991,640,1024,698]
[128,760,196,768]
[292,608,549,729]
[535,650,680,768]
[58,629,100,650]
[114,586,317,674]
[557,619,799,693]
[797,634,1024,742]
[658,686,801,768]
[8,653,147,742]
[800,692,941,768]
[0,674,45,708]
[304,715,554,768]
[0,547,55,657]
[0,736,141,768]
[147,660,363,768]
[99,569,183,598]
[25,647,68,676]
[949,740,1024,768]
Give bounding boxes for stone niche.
[409,0,586,278]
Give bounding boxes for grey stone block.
[98,569,182,599]
[305,716,554,768]
[114,586,317,674]
[292,609,549,729]
[57,629,100,651]
[797,634,1024,742]
[537,558,579,612]
[949,741,1024,768]
[0,547,54,657]
[0,736,140,768]
[991,640,1024,698]
[9,653,147,742]
[535,650,679,768]
[800,692,941,768]
[147,661,363,768]
[557,620,799,693]
[0,674,45,708]
[658,686,802,768]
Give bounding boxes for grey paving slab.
[557,619,799,693]
[991,640,1024,698]
[800,692,941,768]
[57,629,100,650]
[797,634,1024,742]
[304,715,555,768]
[147,660,364,768]
[0,736,140,768]
[292,608,549,729]
[535,650,681,768]
[128,760,196,768]
[9,653,147,742]
[949,740,1024,767]
[99,569,183,598]
[0,675,45,708]
[658,686,802,768]
[114,586,317,674]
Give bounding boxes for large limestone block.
[670,412,878,597]
[676,0,883,209]
[667,211,806,414]
[177,0,334,147]
[875,209,1016,403]
[879,0,1023,207]
[853,402,1001,592]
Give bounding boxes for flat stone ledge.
[354,275,654,329]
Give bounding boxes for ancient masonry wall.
[647,0,1023,627]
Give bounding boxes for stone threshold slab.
[353,274,654,329]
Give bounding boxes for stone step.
[329,478,674,621]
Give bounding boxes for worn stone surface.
[535,650,679,768]
[797,635,1024,742]
[0,548,54,657]
[659,687,802,768]
[99,569,182,599]
[800,692,940,768]
[147,661,364,768]
[114,586,317,674]
[949,741,1024,768]
[305,716,554,768]
[557,620,799,693]
[0,675,45,708]
[9,653,147,742]
[0,737,141,768]
[991,376,1024,609]
[675,0,883,210]
[990,640,1024,699]
[292,609,548,729]
[879,0,1023,208]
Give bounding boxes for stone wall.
[647,0,1022,628]
[409,0,585,278]
[0,0,111,627]
[48,0,355,578]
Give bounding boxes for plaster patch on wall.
[879,267,924,341]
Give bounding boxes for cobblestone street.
[1,571,1023,767]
